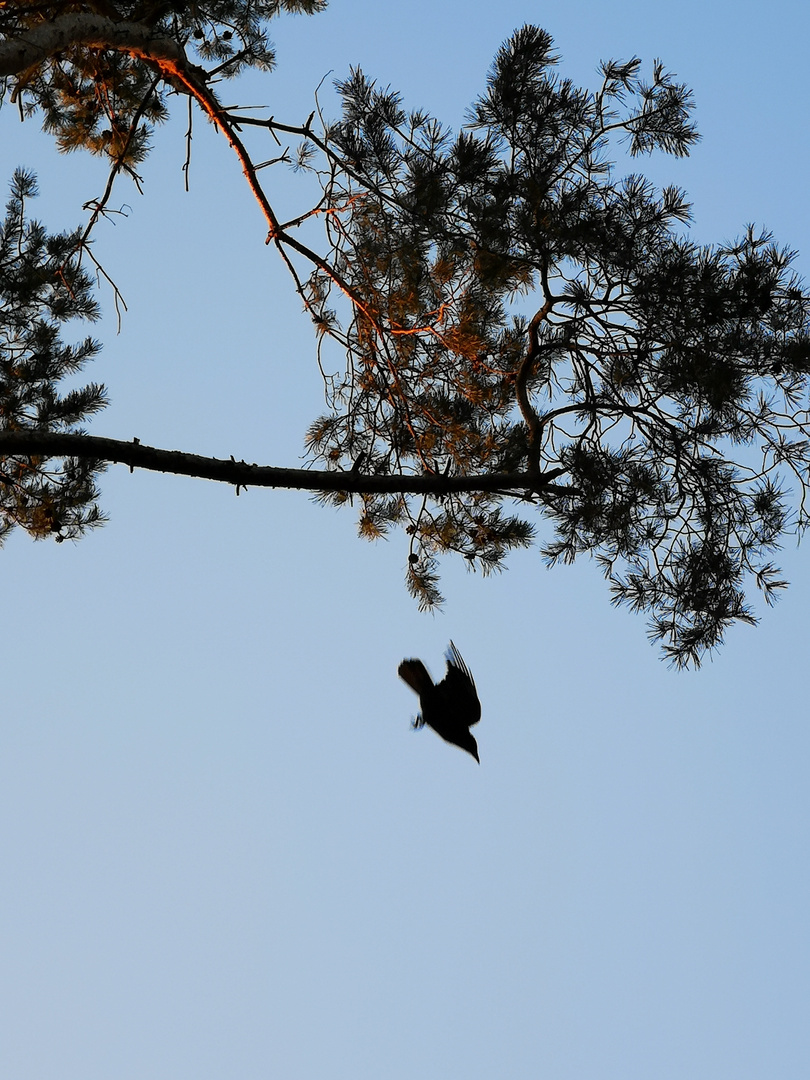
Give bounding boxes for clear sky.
[2,2,809,1078]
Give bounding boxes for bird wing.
[439,642,481,727]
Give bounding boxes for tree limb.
[0,430,569,496]
[0,14,188,76]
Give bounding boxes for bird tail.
[398,659,433,696]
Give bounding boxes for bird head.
[460,731,480,763]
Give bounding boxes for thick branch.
[0,14,188,76]
[0,430,569,496]
[515,297,554,474]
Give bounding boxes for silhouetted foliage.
[301,27,809,664]
[0,169,106,540]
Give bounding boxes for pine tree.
[1,9,809,665]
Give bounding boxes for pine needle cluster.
[0,169,107,541]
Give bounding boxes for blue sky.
[2,2,810,1078]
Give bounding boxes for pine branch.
[0,430,569,496]
[0,13,400,326]
[0,14,188,77]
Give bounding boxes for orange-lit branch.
[0,15,395,332]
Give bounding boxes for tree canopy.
[1,4,809,665]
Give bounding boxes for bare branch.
[0,431,570,496]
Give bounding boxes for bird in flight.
[398,642,481,762]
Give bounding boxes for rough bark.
[0,14,187,77]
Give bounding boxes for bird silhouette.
[398,642,481,762]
